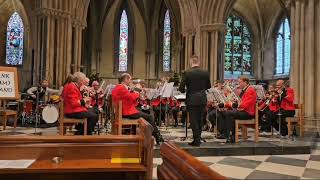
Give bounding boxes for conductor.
[179,55,211,146]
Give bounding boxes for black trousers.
[123,111,161,137]
[187,105,206,143]
[153,105,168,125]
[171,107,180,125]
[221,110,253,138]
[65,108,98,135]
[208,109,225,134]
[265,110,295,136]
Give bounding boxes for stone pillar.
[73,24,84,72]
[290,0,320,119]
[182,29,195,70]
[200,23,225,82]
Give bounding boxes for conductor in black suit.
[179,55,211,146]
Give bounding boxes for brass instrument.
[224,83,241,106]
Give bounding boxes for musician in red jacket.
[222,76,257,143]
[265,80,295,137]
[112,73,164,144]
[62,72,98,135]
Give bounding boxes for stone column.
[182,29,195,70]
[200,23,225,82]
[73,24,84,72]
[290,0,320,120]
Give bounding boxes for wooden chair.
[235,104,259,143]
[0,100,18,130]
[286,104,304,137]
[59,101,87,135]
[112,101,139,135]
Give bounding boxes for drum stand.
[32,90,42,135]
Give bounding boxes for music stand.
[159,82,174,129]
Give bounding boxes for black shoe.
[188,141,201,147]
[226,135,235,143]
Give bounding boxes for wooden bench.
[0,119,154,180]
[0,100,18,130]
[59,101,87,135]
[235,104,259,143]
[286,104,304,137]
[157,142,226,180]
[112,101,139,135]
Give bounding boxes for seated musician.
[112,73,164,145]
[90,81,104,112]
[258,85,275,133]
[265,80,295,137]
[27,79,60,102]
[221,76,257,143]
[62,72,98,135]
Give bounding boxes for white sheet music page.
[0,159,35,169]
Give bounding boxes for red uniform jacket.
[280,88,295,111]
[239,86,257,116]
[112,84,140,116]
[62,83,87,114]
[269,98,280,112]
[151,97,160,106]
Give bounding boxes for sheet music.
[251,85,265,100]
[174,94,186,100]
[0,159,35,169]
[145,88,160,99]
[162,82,174,98]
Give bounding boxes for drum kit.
[19,94,60,125]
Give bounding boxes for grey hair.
[73,72,86,83]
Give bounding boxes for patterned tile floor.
[153,149,320,179]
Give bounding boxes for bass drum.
[42,105,59,124]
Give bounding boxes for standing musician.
[27,79,60,102]
[265,80,295,137]
[221,76,257,143]
[62,72,98,135]
[112,73,164,145]
[179,55,211,147]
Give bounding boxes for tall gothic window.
[118,10,129,72]
[224,14,252,78]
[275,18,290,75]
[162,9,171,72]
[6,12,24,65]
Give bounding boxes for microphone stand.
[32,87,42,135]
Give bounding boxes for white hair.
[73,72,86,83]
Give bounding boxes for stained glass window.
[6,12,24,65]
[276,18,290,75]
[224,15,252,78]
[119,10,128,72]
[163,10,171,72]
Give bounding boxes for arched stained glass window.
[118,10,129,72]
[163,10,171,72]
[225,14,252,78]
[6,12,24,65]
[275,18,290,75]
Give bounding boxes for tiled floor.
[153,150,320,179]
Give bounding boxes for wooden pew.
[0,119,154,180]
[157,142,226,180]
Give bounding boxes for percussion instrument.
[23,100,33,114]
[49,95,60,104]
[41,105,59,123]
